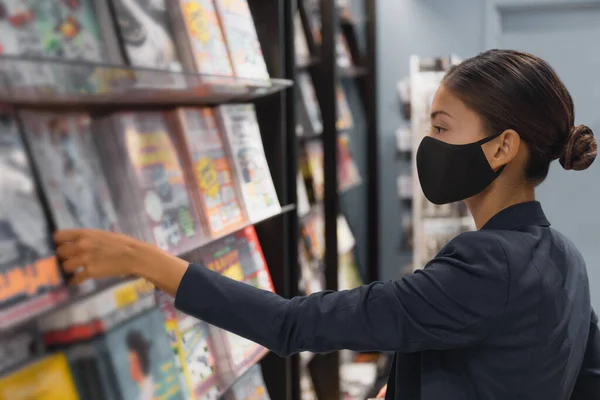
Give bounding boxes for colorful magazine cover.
[0,353,80,400]
[0,114,63,309]
[180,321,220,399]
[300,209,325,263]
[303,141,324,201]
[171,0,234,77]
[32,0,105,61]
[107,112,204,254]
[171,108,246,238]
[337,133,361,190]
[110,0,182,71]
[20,111,119,232]
[214,0,269,82]
[217,104,281,222]
[235,226,274,292]
[199,227,272,373]
[0,1,120,93]
[0,1,55,89]
[336,83,354,131]
[100,308,185,400]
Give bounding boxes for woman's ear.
[482,129,520,170]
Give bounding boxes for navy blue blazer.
[175,201,600,399]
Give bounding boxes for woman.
[54,50,599,399]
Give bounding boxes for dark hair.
[443,49,597,184]
[126,330,151,375]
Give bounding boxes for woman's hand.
[376,384,387,398]
[54,229,189,295]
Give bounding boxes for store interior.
[0,0,598,399]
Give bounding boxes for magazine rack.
[0,0,300,398]
[0,56,293,109]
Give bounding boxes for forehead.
[431,84,481,122]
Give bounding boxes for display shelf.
[340,65,369,78]
[0,277,146,332]
[298,131,323,141]
[0,56,293,110]
[179,204,296,261]
[0,205,295,333]
[297,56,322,70]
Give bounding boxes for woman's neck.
[466,184,535,230]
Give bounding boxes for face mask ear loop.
[478,132,508,176]
[476,130,505,146]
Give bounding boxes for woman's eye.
[430,126,446,134]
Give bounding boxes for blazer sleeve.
[570,310,600,399]
[174,231,509,357]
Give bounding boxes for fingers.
[62,256,88,274]
[54,229,86,245]
[69,269,91,286]
[55,242,80,261]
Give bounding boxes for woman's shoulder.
[423,230,510,280]
[439,230,508,260]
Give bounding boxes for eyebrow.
[430,110,453,119]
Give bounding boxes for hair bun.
[560,125,597,171]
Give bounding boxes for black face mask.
[416,132,505,205]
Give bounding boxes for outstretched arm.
[55,229,509,357]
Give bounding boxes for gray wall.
[376,0,485,281]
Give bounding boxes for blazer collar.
[480,201,550,231]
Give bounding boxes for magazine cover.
[110,112,204,254]
[199,230,269,373]
[217,104,281,222]
[180,321,220,399]
[300,207,325,263]
[0,114,63,309]
[298,241,323,296]
[214,0,269,82]
[170,0,234,77]
[335,33,352,68]
[303,141,324,201]
[235,226,274,292]
[31,0,105,61]
[100,308,185,400]
[0,1,55,88]
[0,328,40,374]
[296,171,310,217]
[0,353,80,400]
[65,342,105,400]
[171,108,246,238]
[222,364,271,400]
[336,83,354,131]
[20,111,119,232]
[110,0,182,71]
[294,10,310,66]
[338,251,362,292]
[297,71,323,136]
[337,133,361,190]
[303,0,321,45]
